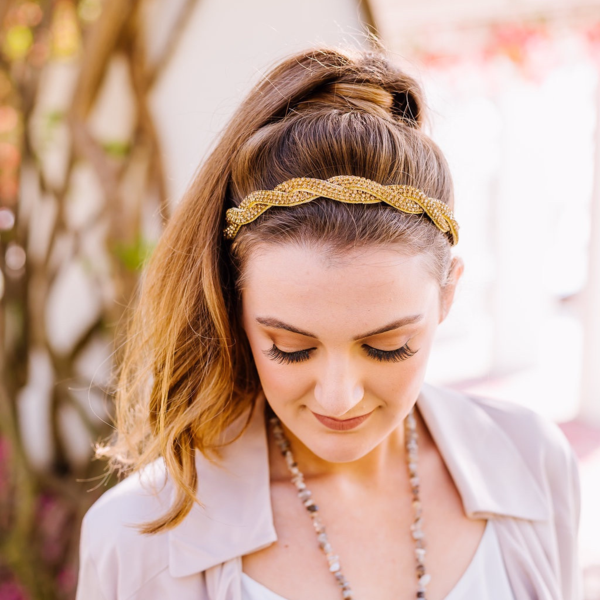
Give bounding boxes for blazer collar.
[415,382,549,522]
[168,381,550,577]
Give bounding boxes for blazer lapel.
[416,381,550,522]
[168,391,276,577]
[168,381,551,577]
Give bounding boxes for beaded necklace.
[269,406,430,600]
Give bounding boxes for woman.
[76,46,582,600]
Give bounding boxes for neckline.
[443,519,492,599]
[241,519,493,600]
[168,383,549,579]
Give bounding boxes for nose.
[313,354,365,418]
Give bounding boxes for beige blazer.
[76,382,583,600]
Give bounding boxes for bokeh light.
[50,0,81,59]
[0,208,15,231]
[5,243,26,272]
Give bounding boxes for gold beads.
[223,175,459,246]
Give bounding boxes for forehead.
[241,243,438,319]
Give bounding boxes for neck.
[266,405,430,488]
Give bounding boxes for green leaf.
[110,235,155,272]
[101,140,130,158]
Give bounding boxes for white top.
[241,519,516,600]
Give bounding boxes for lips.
[311,409,374,431]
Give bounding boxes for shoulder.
[429,382,581,521]
[77,459,174,599]
[81,457,173,549]
[464,389,578,475]
[469,390,581,520]
[425,381,577,469]
[420,381,581,522]
[441,388,583,598]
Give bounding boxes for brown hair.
[97,45,457,534]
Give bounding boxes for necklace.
[269,406,430,600]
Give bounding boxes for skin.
[240,243,486,600]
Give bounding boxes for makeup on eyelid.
[266,328,417,351]
[263,341,418,364]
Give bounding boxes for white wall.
[144,0,372,205]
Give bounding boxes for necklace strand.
[269,406,430,600]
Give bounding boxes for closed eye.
[263,343,418,365]
[364,343,418,362]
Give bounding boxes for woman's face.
[240,243,463,464]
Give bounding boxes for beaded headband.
[223,175,459,246]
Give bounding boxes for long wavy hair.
[96,45,457,534]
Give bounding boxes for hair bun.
[295,82,394,121]
[290,51,424,129]
[382,79,423,129]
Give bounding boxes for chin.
[306,434,380,464]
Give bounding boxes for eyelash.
[263,343,418,365]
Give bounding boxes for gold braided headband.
[223,175,459,246]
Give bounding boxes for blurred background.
[1,0,599,598]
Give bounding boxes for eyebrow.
[255,314,424,341]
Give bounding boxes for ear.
[439,256,465,324]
